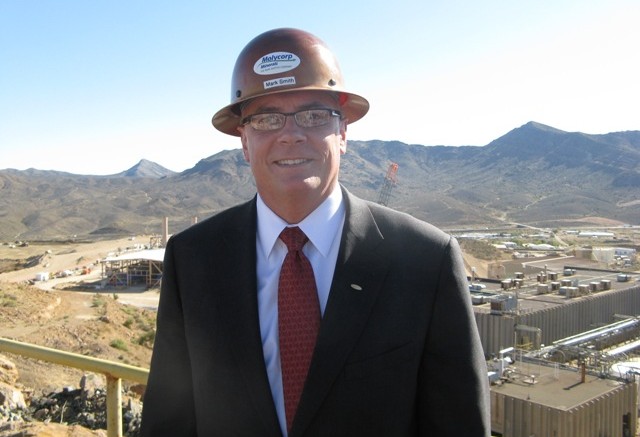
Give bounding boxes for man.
[141,28,490,436]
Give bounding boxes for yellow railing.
[0,337,149,437]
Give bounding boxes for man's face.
[238,90,347,217]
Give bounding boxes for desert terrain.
[0,237,159,436]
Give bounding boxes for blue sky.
[1,0,638,174]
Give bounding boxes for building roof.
[103,248,165,263]
[472,256,638,314]
[491,361,630,410]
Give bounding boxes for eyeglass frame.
[240,108,343,131]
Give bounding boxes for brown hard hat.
[212,28,369,136]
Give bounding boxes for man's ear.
[339,120,347,155]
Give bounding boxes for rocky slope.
[1,122,639,240]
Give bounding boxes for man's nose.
[277,115,307,142]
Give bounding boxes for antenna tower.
[377,162,399,206]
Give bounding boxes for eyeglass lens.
[243,109,340,131]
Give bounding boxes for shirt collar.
[257,185,345,258]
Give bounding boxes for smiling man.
[238,90,346,224]
[141,28,490,437]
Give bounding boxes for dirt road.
[0,236,144,283]
[0,236,161,310]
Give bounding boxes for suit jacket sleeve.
[418,235,490,435]
[140,236,198,437]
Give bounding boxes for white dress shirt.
[255,185,345,436]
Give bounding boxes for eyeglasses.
[241,108,342,131]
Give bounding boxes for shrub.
[109,339,128,351]
[137,330,156,348]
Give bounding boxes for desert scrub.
[459,238,504,261]
[121,305,154,331]
[109,338,129,351]
[0,292,18,307]
[136,330,156,348]
[91,294,107,308]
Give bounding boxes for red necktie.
[278,226,321,432]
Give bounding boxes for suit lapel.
[214,199,282,436]
[291,190,390,436]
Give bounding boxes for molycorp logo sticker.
[254,52,301,76]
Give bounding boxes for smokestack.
[162,217,169,247]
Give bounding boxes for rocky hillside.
[0,282,154,436]
[1,121,639,240]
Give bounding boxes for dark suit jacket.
[141,188,490,436]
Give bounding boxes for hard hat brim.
[212,88,369,136]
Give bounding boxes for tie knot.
[280,226,308,252]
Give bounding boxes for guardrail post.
[106,375,123,437]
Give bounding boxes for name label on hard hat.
[264,76,296,90]
[254,52,300,75]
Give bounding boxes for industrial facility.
[95,216,640,436]
[99,217,191,289]
[474,253,640,436]
[489,352,636,437]
[101,248,164,288]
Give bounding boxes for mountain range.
[1,121,639,240]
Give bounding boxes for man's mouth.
[276,159,309,166]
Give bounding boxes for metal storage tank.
[537,283,551,294]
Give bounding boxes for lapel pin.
[350,284,363,291]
